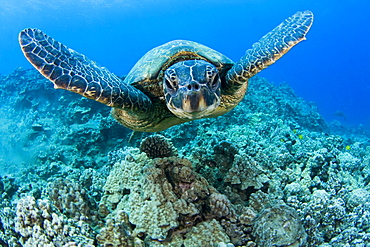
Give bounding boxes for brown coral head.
[140,135,178,159]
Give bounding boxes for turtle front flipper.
[225,10,313,94]
[19,28,153,117]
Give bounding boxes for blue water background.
[0,0,369,128]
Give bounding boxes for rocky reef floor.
[0,68,369,246]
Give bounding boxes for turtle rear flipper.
[19,28,153,117]
[225,10,313,94]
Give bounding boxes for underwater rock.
[252,204,307,247]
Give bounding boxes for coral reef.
[15,196,96,246]
[224,154,269,190]
[139,135,178,159]
[0,68,130,176]
[252,204,307,247]
[96,210,136,246]
[99,148,233,244]
[47,178,99,222]
[0,69,370,246]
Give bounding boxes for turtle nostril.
[187,82,200,91]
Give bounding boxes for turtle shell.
[123,40,234,98]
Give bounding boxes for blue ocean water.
[0,0,369,127]
[1,2,370,245]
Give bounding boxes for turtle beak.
[182,89,210,113]
[169,82,220,119]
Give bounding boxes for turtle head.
[163,60,221,119]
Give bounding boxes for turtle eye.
[210,73,220,91]
[206,65,220,91]
[206,66,214,82]
[164,70,178,92]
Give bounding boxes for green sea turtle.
[19,11,313,132]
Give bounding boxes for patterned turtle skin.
[19,10,313,132]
